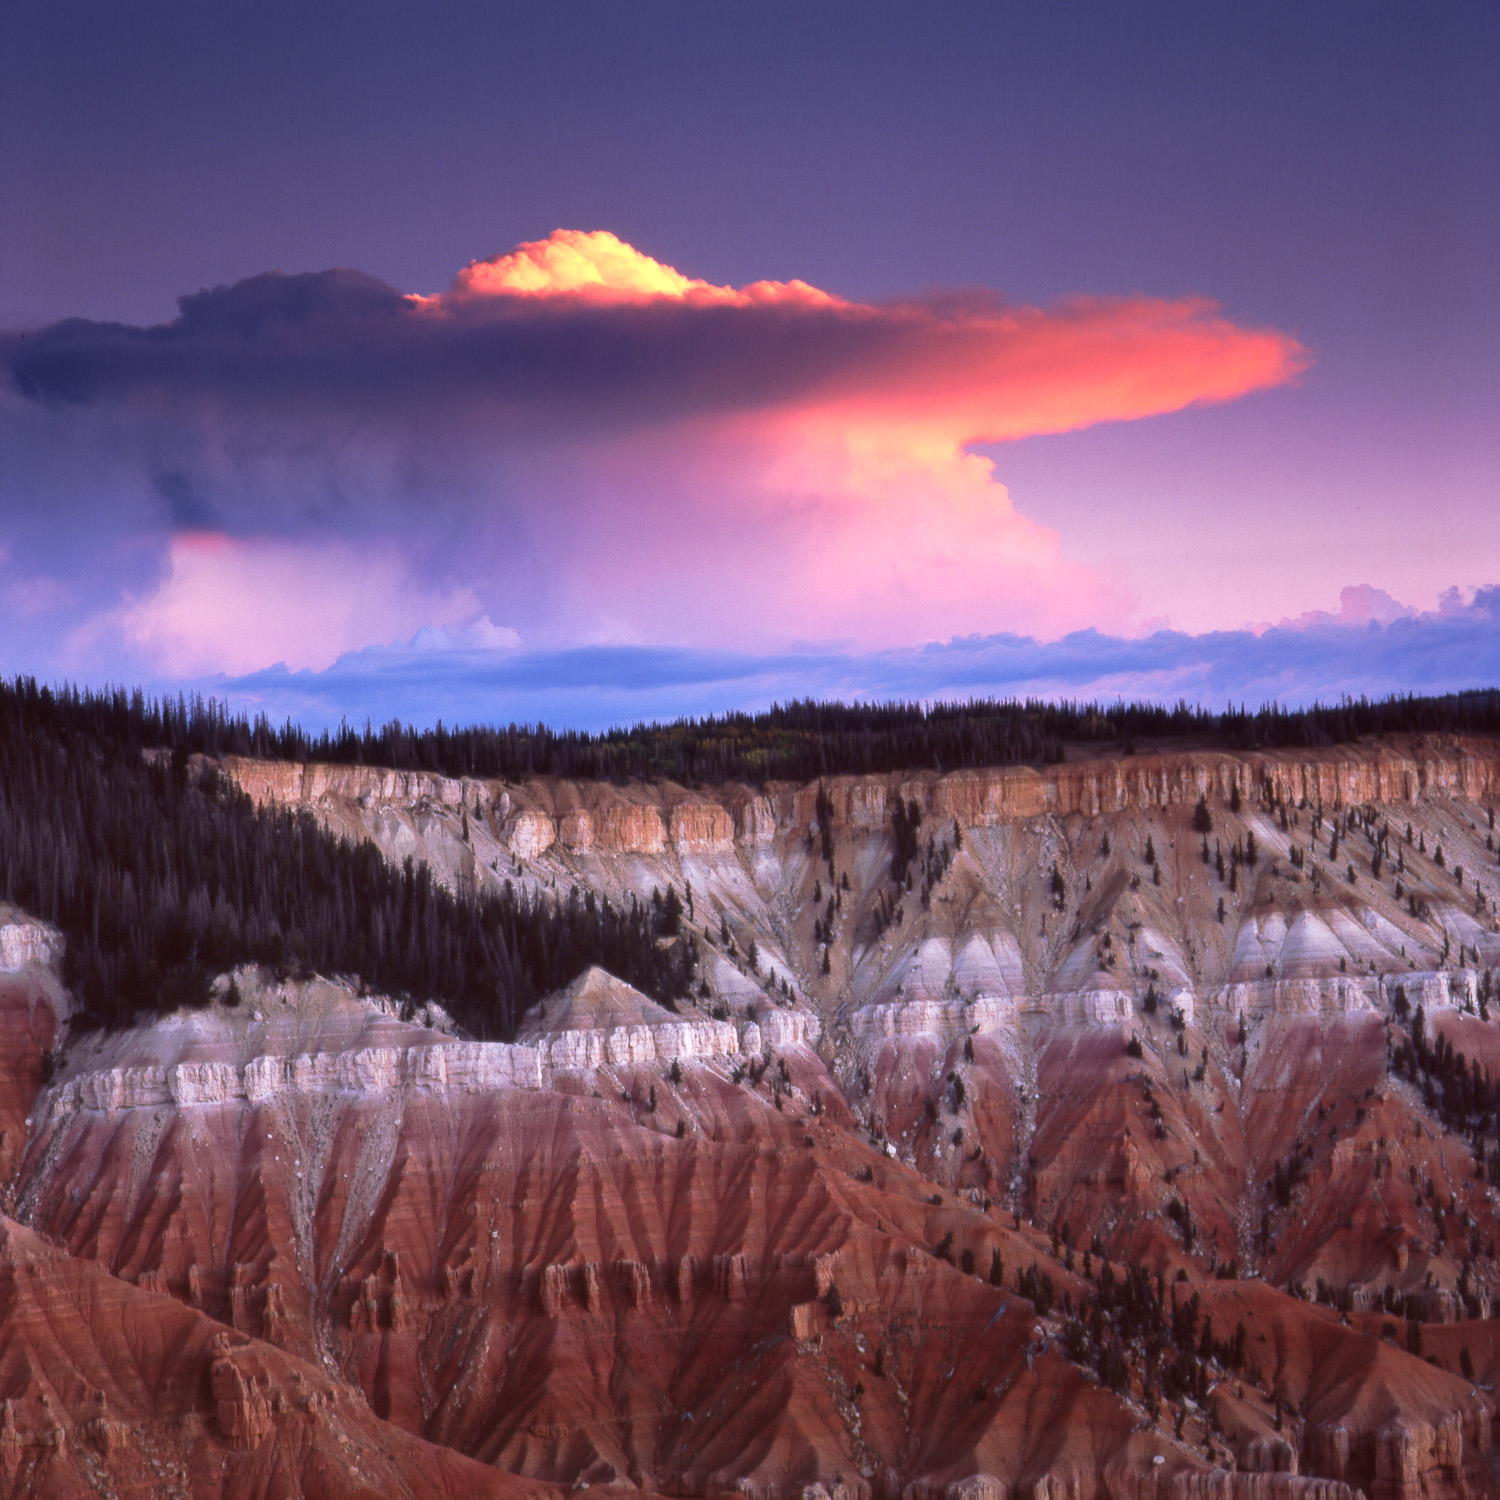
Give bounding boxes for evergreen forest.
[0,680,695,1035]
[8,677,1500,787]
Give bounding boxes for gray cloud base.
[3,269,918,432]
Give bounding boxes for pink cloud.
[511,424,1116,649]
[70,533,498,676]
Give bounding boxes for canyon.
[6,734,1500,1500]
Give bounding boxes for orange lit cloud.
[444,227,838,306]
[801,294,1304,444]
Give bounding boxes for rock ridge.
[221,738,1500,858]
[40,1002,820,1120]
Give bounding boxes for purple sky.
[1,2,1497,728]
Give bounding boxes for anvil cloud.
[1,230,1305,677]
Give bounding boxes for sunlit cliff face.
[1,229,1307,675]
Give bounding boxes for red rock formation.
[0,1215,555,1500]
[8,738,1500,1498]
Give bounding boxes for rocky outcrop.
[225,756,492,813]
[39,977,822,1120]
[0,1402,20,1480]
[855,996,1018,1041]
[1216,977,1381,1017]
[1362,1413,1479,1500]
[43,1040,545,1117]
[222,739,1500,863]
[714,1251,751,1300]
[247,1041,545,1096]
[0,920,56,971]
[761,1007,821,1049]
[617,1258,652,1308]
[508,809,557,859]
[210,1334,275,1448]
[536,1017,740,1070]
[670,802,738,853]
[1166,1476,1360,1500]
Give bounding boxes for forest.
[7,677,1500,787]
[0,680,695,1035]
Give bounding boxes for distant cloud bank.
[179,583,1500,735]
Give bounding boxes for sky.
[1,2,1497,730]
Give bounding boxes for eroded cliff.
[7,736,1500,1500]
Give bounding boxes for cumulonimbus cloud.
[1,229,1308,675]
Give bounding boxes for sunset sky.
[2,3,1497,728]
